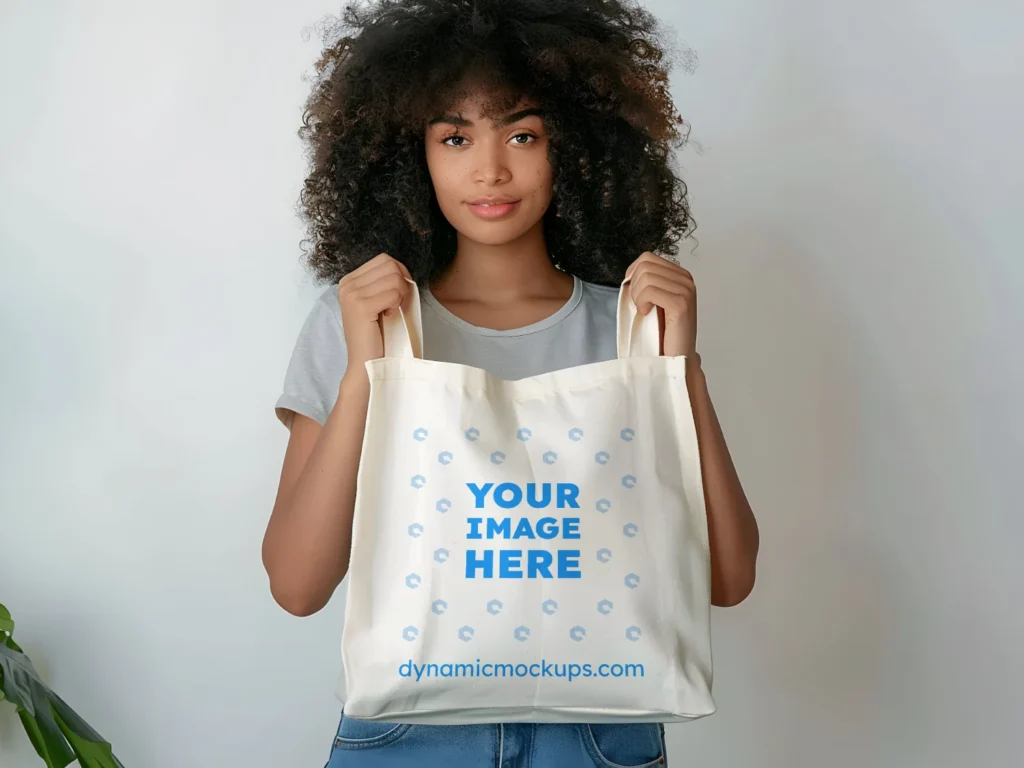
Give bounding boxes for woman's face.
[424,88,552,246]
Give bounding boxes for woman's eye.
[441,133,536,147]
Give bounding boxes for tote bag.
[338,275,714,724]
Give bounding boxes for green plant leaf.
[0,602,14,638]
[55,706,124,768]
[0,641,123,767]
[19,707,71,768]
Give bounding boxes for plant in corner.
[0,603,124,767]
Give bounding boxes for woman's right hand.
[337,253,414,383]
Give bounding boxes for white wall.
[1,1,1020,766]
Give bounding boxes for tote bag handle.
[616,275,663,359]
[379,277,424,360]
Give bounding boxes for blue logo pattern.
[406,423,643,650]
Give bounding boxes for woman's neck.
[427,221,575,330]
[429,221,570,303]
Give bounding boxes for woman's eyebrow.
[428,107,544,128]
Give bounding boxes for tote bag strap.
[378,277,424,360]
[616,274,662,359]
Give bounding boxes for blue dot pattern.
[405,422,643,647]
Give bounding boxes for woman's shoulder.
[577,278,620,318]
[579,279,619,300]
[273,282,347,428]
[314,281,342,313]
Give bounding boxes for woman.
[263,1,759,765]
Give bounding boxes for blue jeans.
[324,711,668,767]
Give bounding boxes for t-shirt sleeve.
[274,284,348,430]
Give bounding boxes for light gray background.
[1,1,1020,766]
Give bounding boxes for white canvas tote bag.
[339,276,714,724]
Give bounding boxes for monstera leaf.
[0,603,124,768]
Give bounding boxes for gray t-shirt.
[274,274,619,429]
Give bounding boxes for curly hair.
[297,0,696,288]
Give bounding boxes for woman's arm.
[262,374,370,616]
[624,251,759,607]
[687,355,759,606]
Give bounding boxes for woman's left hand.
[625,251,697,357]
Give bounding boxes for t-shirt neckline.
[421,274,582,337]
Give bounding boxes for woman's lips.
[466,200,521,219]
